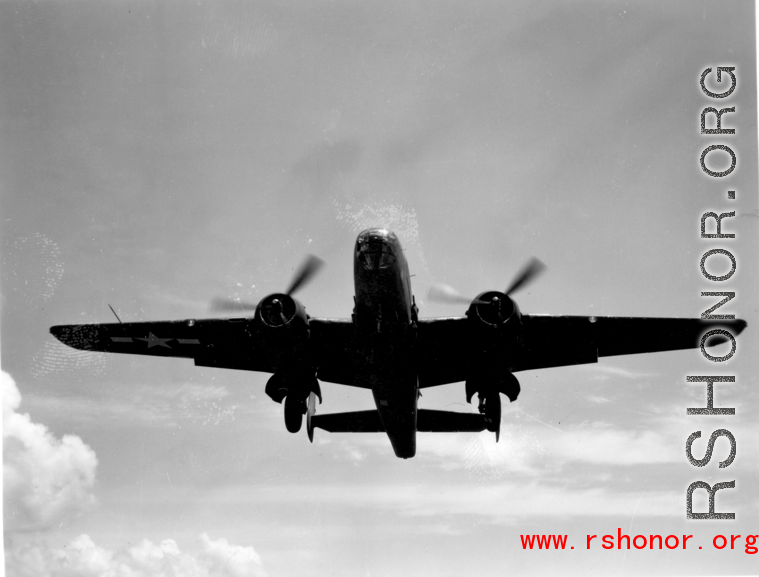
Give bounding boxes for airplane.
[50,228,747,459]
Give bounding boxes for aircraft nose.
[367,228,390,238]
[356,229,399,270]
[358,228,397,246]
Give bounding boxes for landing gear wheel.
[284,395,307,433]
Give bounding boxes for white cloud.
[581,364,657,381]
[540,422,679,466]
[419,424,544,479]
[3,371,98,531]
[417,416,678,479]
[315,408,679,477]
[215,480,680,521]
[6,533,267,577]
[586,394,611,404]
[197,533,265,577]
[140,382,240,426]
[22,381,241,428]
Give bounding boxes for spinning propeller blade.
[209,297,259,313]
[286,255,324,296]
[428,257,546,306]
[209,254,324,313]
[504,257,545,296]
[426,283,472,305]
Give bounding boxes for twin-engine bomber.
[51,228,747,459]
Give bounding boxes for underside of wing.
[50,317,357,380]
[416,317,470,388]
[416,315,747,386]
[519,315,747,372]
[310,319,359,387]
[50,318,272,371]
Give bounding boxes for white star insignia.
[136,332,173,348]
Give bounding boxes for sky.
[2,1,758,576]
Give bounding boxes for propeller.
[209,254,324,314]
[209,297,258,313]
[426,283,478,305]
[285,254,324,296]
[427,257,545,305]
[504,257,545,296]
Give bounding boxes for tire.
[482,392,501,433]
[284,395,306,433]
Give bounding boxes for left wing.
[50,317,356,382]
[417,315,747,388]
[519,315,747,371]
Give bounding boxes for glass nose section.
[357,239,396,270]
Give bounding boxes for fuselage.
[353,228,418,458]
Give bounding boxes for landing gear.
[478,391,502,438]
[284,395,307,433]
[265,373,288,403]
[502,372,521,402]
[267,371,322,434]
[465,371,520,441]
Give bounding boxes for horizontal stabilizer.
[309,408,487,434]
[310,410,384,433]
[417,409,488,432]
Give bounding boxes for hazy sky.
[2,1,758,576]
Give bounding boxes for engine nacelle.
[464,291,523,423]
[466,291,521,328]
[265,372,321,405]
[255,293,312,372]
[255,293,310,343]
[255,293,319,404]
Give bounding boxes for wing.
[521,315,747,372]
[417,317,470,388]
[417,315,747,387]
[50,317,357,384]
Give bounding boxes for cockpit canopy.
[356,230,397,270]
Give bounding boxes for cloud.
[220,480,680,521]
[389,483,680,520]
[139,382,240,426]
[6,533,267,577]
[334,412,679,479]
[3,371,98,531]
[197,533,266,577]
[541,422,678,466]
[582,364,657,381]
[311,404,681,480]
[586,394,611,404]
[22,381,241,428]
[419,424,544,479]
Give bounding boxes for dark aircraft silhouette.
[50,229,747,459]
